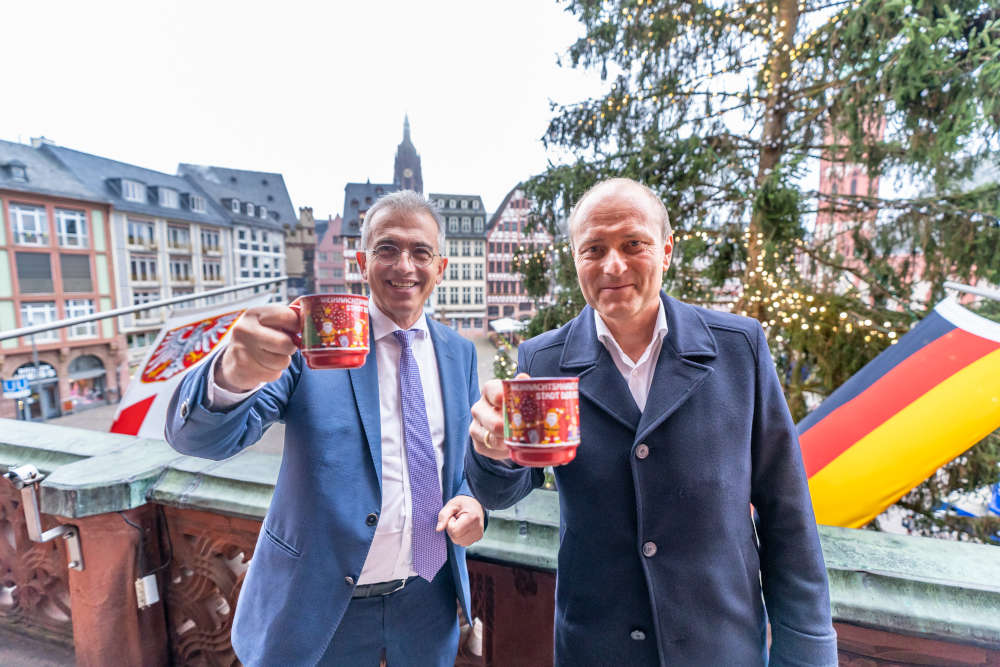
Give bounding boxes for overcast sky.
[1,1,607,220]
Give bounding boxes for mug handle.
[287,298,304,349]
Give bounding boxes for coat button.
[365,513,378,526]
[635,443,649,459]
[179,400,189,419]
[344,576,355,586]
[642,541,657,557]
[630,629,646,641]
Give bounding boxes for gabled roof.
[342,182,398,237]
[0,139,106,204]
[178,163,296,232]
[487,184,522,232]
[42,144,228,226]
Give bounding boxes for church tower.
[393,115,423,193]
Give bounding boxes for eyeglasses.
[369,244,438,267]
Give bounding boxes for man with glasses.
[166,190,485,666]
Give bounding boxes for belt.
[351,576,417,599]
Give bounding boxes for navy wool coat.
[466,293,838,666]
[165,319,479,667]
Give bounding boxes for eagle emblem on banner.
[141,310,244,383]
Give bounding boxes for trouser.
[318,567,459,666]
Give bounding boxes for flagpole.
[943,281,1000,303]
[0,276,288,342]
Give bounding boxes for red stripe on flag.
[109,395,157,435]
[801,329,1000,477]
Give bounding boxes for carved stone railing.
[2,419,999,666]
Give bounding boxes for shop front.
[12,361,62,421]
[66,355,109,412]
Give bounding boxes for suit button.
[179,400,189,419]
[642,541,657,557]
[630,629,646,641]
[344,576,355,586]
[635,443,649,459]
[365,513,378,526]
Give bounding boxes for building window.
[170,259,193,282]
[158,188,179,208]
[462,286,471,304]
[60,254,93,292]
[519,301,533,311]
[475,287,483,304]
[448,240,458,256]
[10,203,49,246]
[333,268,343,278]
[474,318,482,328]
[461,263,471,280]
[246,203,255,217]
[130,255,158,282]
[172,288,195,308]
[127,219,156,247]
[473,200,480,210]
[474,241,484,257]
[448,263,459,280]
[122,179,146,202]
[474,264,483,280]
[190,195,207,213]
[260,206,268,219]
[462,240,471,256]
[448,217,459,233]
[231,199,241,213]
[437,289,446,305]
[203,259,222,282]
[15,252,53,293]
[167,225,191,250]
[474,217,484,232]
[66,299,97,338]
[132,290,161,321]
[462,217,472,232]
[55,209,88,248]
[19,301,58,342]
[201,229,220,252]
[449,287,459,305]
[449,199,456,209]
[488,306,499,317]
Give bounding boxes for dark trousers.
[318,568,460,666]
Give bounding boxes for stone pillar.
[64,505,168,667]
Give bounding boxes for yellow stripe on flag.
[809,347,1000,528]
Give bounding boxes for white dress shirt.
[594,300,668,412]
[206,299,446,584]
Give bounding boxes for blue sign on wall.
[3,378,31,399]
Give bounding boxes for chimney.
[30,136,55,148]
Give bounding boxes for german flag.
[798,299,1000,528]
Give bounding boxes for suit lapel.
[349,326,382,491]
[560,306,642,432]
[428,320,460,500]
[634,294,717,443]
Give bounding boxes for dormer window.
[231,199,240,213]
[4,161,27,182]
[438,199,445,208]
[460,200,469,209]
[189,195,207,213]
[246,203,255,217]
[472,200,480,210]
[122,179,147,203]
[259,206,268,219]
[158,187,179,208]
[449,199,456,209]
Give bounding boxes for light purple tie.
[393,329,447,582]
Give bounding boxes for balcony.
[167,243,192,254]
[1,420,998,665]
[127,239,158,251]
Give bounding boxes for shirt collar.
[369,298,430,342]
[594,299,668,359]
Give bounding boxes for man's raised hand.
[216,305,301,392]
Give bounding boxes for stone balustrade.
[1,419,999,666]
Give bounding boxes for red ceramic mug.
[502,377,581,467]
[288,294,370,369]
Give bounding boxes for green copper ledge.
[2,422,999,648]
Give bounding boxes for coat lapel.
[560,306,642,432]
[349,326,382,491]
[428,320,461,500]
[634,294,718,443]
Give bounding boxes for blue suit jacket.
[166,318,479,667]
[466,293,837,666]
